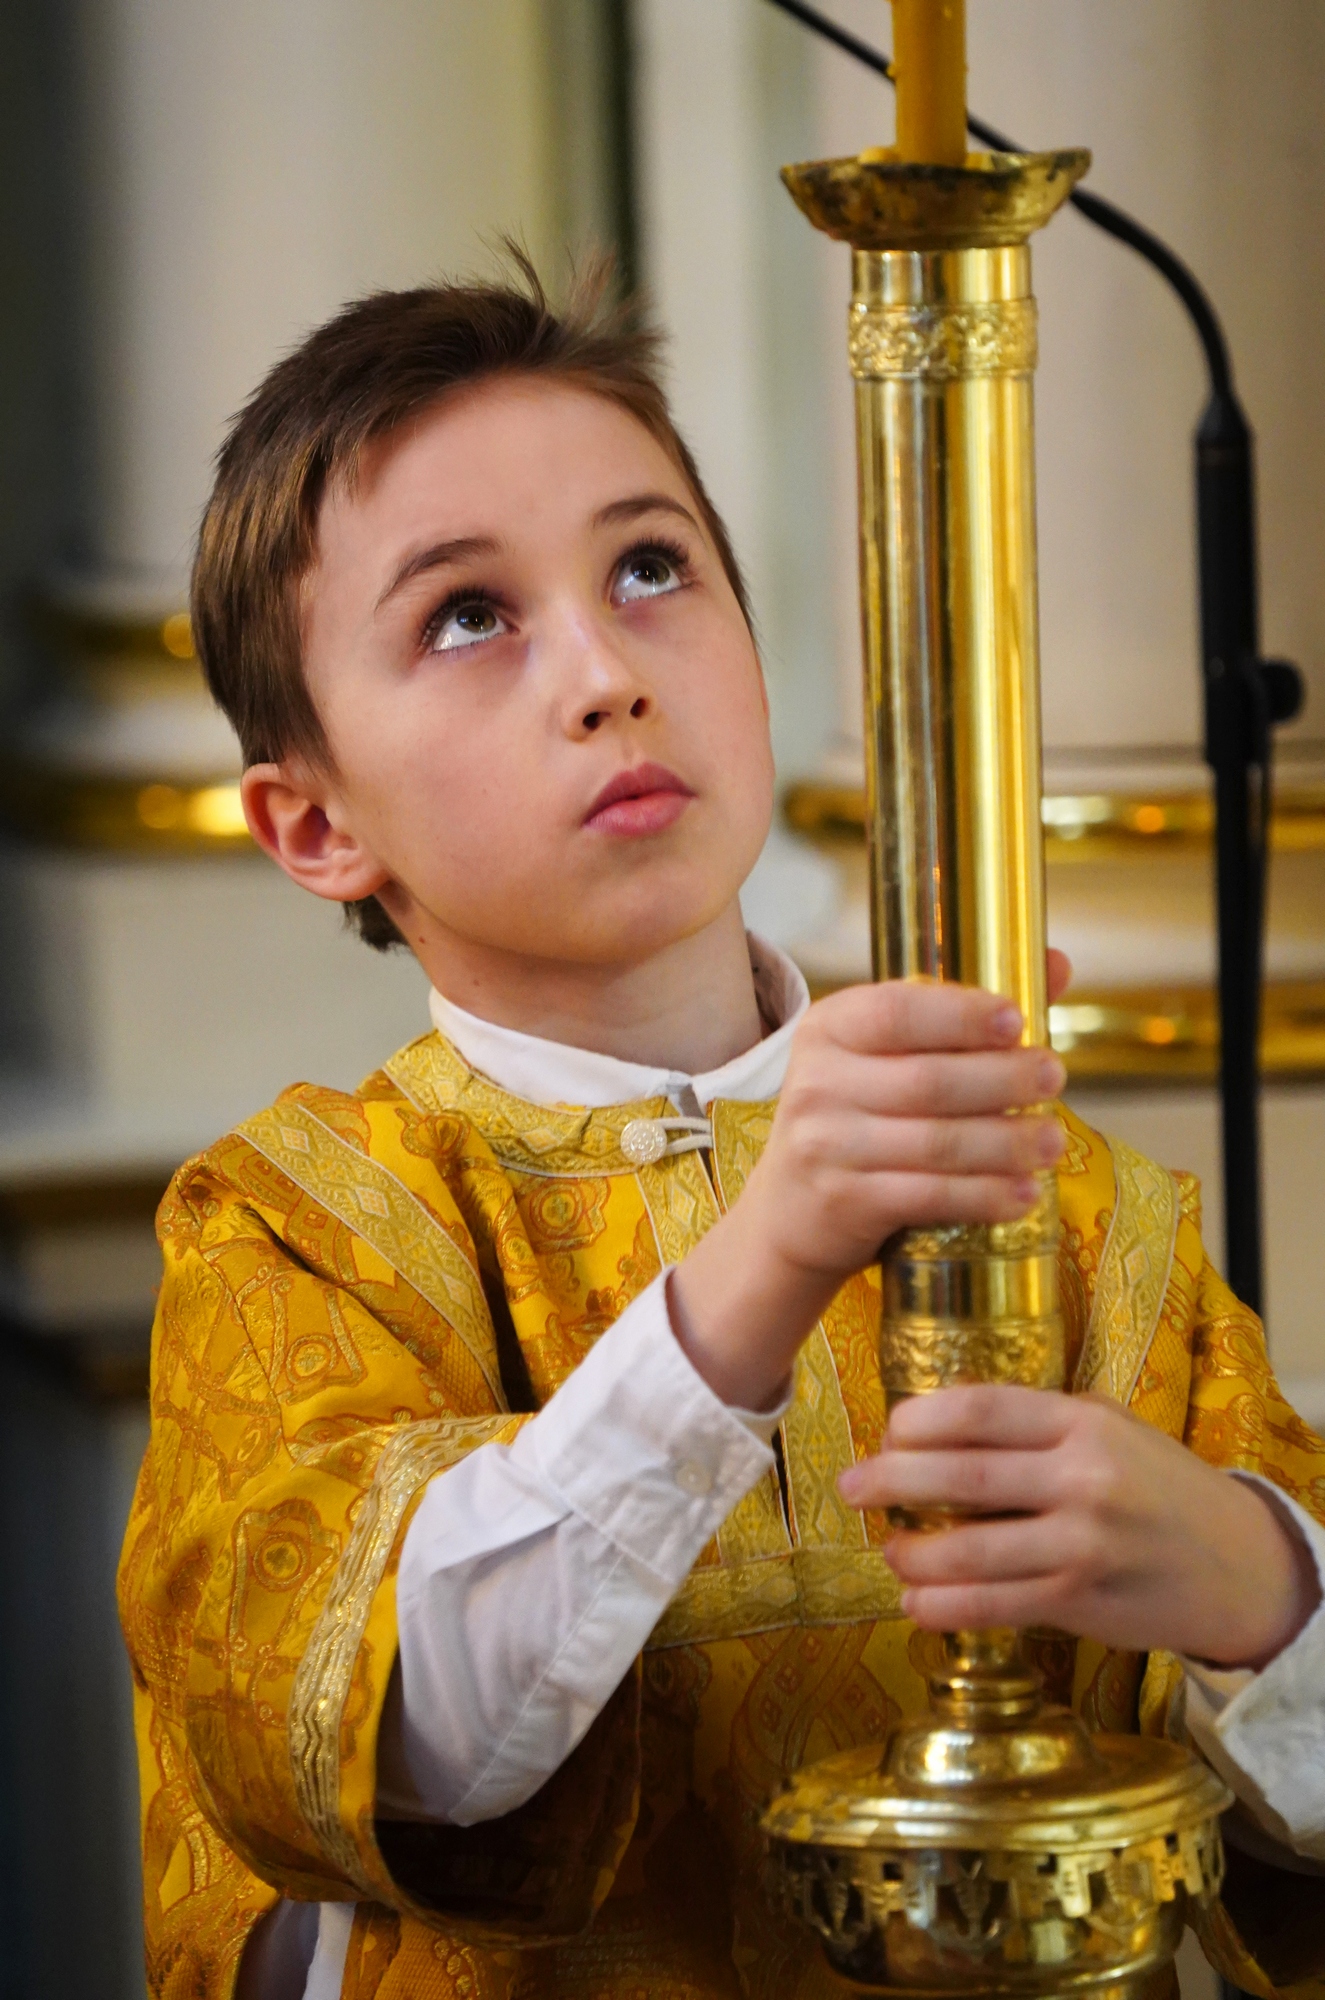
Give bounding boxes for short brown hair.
[193,251,751,949]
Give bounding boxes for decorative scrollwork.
[880,1315,1063,1394]
[849,297,1038,381]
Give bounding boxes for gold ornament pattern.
[848,297,1038,381]
[117,1038,1325,2000]
[880,1316,1064,1395]
[289,1412,524,1887]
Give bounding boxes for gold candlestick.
[762,148,1229,1997]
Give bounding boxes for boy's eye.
[428,602,509,652]
[613,547,685,604]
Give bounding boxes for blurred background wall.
[0,3,1321,1994]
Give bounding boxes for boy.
[119,262,1325,2000]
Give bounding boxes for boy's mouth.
[584,762,695,836]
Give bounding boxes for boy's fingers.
[1046,948,1072,1005]
[827,1110,1063,1177]
[844,1446,1059,1516]
[818,980,1026,1056]
[884,1516,1062,1584]
[885,1383,1074,1451]
[863,1170,1043,1229]
[901,1580,1065,1632]
[828,1046,1064,1119]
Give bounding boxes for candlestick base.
[763,1631,1229,1996]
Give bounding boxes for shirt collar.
[428,933,809,1111]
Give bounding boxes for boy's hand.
[840,1385,1321,1669]
[669,974,1067,1413]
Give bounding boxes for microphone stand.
[762,0,1304,1315]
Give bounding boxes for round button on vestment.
[674,1460,714,1497]
[621,1118,669,1167]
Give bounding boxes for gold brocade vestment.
[118,1030,1325,2000]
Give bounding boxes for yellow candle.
[891,0,967,166]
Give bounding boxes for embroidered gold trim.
[636,1144,720,1264]
[238,1100,502,1405]
[649,1547,902,1648]
[385,1032,663,1177]
[633,1148,720,1269]
[1074,1136,1180,1406]
[710,1104,866,1556]
[784,1328,871,1549]
[634,1146,793,1563]
[708,1099,773,1203]
[287,1413,520,1883]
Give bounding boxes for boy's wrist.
[668,1200,840,1412]
[1214,1479,1323,1672]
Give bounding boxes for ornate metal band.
[849,297,1038,381]
[775,1815,1223,1967]
[880,1313,1064,1397]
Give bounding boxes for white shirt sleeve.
[381,1270,785,1828]
[1179,1471,1325,1865]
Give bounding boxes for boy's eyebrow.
[375,496,697,611]
[376,535,500,610]
[592,493,701,533]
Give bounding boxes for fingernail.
[992,1004,1023,1041]
[1011,1176,1038,1208]
[1037,1054,1066,1095]
[837,1467,863,1501]
[1037,1118,1065,1162]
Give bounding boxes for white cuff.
[726,1380,794,1445]
[1180,1472,1325,1862]
[520,1269,778,1580]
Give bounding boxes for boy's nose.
[558,616,655,738]
[583,695,649,732]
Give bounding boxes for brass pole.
[852,236,1063,1430]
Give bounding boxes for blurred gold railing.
[786,775,1325,1081]
[0,767,249,851]
[785,776,1325,858]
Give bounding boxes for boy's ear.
[241,762,391,905]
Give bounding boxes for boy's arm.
[1160,1253,1325,1993]
[1173,1244,1325,1864]
[381,1268,782,1826]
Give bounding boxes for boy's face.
[278,377,774,976]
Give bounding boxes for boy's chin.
[540,900,741,968]
[390,860,750,970]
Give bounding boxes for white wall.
[632,0,842,779]
[70,0,563,595]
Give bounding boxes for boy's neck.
[418,900,765,1074]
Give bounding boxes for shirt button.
[675,1460,714,1498]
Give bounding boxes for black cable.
[760,0,1298,1316]
[758,0,895,81]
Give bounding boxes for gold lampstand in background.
[761,144,1229,1996]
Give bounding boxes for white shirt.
[273,938,1325,2000]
